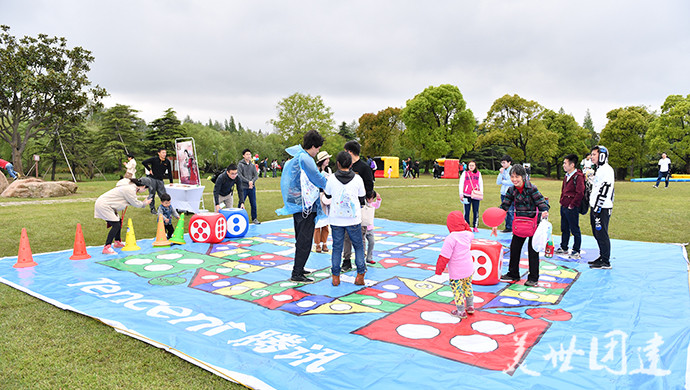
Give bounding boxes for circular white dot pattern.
[125,258,152,265]
[361,299,382,306]
[143,264,174,272]
[397,324,440,339]
[450,334,498,353]
[378,292,398,299]
[420,311,460,324]
[471,320,515,335]
[330,303,352,311]
[273,294,293,302]
[156,253,183,260]
[177,258,204,265]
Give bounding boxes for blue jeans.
[560,205,581,253]
[239,187,257,220]
[655,170,670,187]
[331,224,366,275]
[3,162,17,179]
[501,194,514,229]
[463,196,480,228]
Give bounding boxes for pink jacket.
[435,211,474,279]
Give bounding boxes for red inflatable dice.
[189,213,227,243]
[470,238,503,285]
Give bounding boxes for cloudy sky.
[4,0,689,133]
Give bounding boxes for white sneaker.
[102,245,117,255]
[569,252,582,260]
[554,248,568,256]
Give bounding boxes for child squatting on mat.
[435,211,475,319]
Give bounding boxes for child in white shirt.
[324,151,366,286]
[361,191,382,264]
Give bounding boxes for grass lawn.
[1,174,688,388]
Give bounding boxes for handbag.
[467,172,483,200]
[513,207,539,238]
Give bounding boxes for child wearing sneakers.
[324,151,367,286]
[157,193,180,239]
[361,191,382,264]
[435,210,475,319]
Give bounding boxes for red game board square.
[254,288,308,310]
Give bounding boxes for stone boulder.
[0,173,8,194]
[0,178,78,198]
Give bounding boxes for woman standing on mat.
[94,178,151,254]
[458,160,484,232]
[492,164,549,287]
[313,151,332,253]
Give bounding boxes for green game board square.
[234,283,289,301]
[340,293,405,312]
[423,285,455,303]
[100,249,227,279]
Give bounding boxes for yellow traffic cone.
[169,214,186,245]
[121,218,141,251]
[152,214,172,247]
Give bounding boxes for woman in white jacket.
[94,178,151,254]
[458,160,484,232]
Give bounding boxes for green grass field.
[1,174,688,388]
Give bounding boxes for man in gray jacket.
[237,148,260,224]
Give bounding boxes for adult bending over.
[94,178,151,254]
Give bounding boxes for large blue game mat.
[1,218,689,389]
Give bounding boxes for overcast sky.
[4,0,690,133]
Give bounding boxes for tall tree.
[338,121,357,141]
[542,109,590,178]
[269,92,335,145]
[582,109,599,148]
[599,106,653,179]
[0,25,106,173]
[357,107,403,156]
[148,108,186,152]
[227,116,238,133]
[400,84,476,161]
[646,94,690,173]
[477,94,549,163]
[97,104,146,172]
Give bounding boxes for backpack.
[210,169,226,183]
[578,174,590,215]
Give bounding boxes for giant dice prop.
[189,213,227,243]
[219,208,249,238]
[470,238,503,285]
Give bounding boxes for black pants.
[292,211,317,279]
[560,205,581,253]
[148,178,167,212]
[106,221,122,245]
[590,208,611,262]
[165,224,175,239]
[507,234,540,282]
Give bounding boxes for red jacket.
[559,169,585,208]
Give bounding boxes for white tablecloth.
[165,184,205,214]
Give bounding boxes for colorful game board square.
[302,298,383,315]
[376,231,402,236]
[402,261,435,271]
[233,283,291,302]
[279,295,334,315]
[540,265,578,280]
[190,276,246,293]
[188,268,232,288]
[353,299,551,374]
[369,278,420,298]
[101,250,226,279]
[376,257,414,269]
[339,292,406,312]
[215,280,267,297]
[357,287,418,305]
[254,288,308,310]
[227,250,265,261]
[398,277,443,298]
[207,247,250,258]
[500,286,559,304]
[209,260,263,274]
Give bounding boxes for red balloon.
[482,207,507,228]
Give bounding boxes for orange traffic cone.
[69,223,91,260]
[152,214,172,247]
[14,228,37,268]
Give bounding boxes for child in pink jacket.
[435,210,475,318]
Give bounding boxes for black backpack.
[210,169,225,183]
[578,174,590,215]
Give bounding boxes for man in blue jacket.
[496,155,514,233]
[276,130,328,283]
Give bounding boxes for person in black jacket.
[141,148,173,214]
[213,163,244,212]
[341,140,374,272]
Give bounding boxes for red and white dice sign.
[189,213,227,243]
[470,238,503,285]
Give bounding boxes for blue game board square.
[279,295,335,315]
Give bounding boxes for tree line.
[2,26,688,181]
